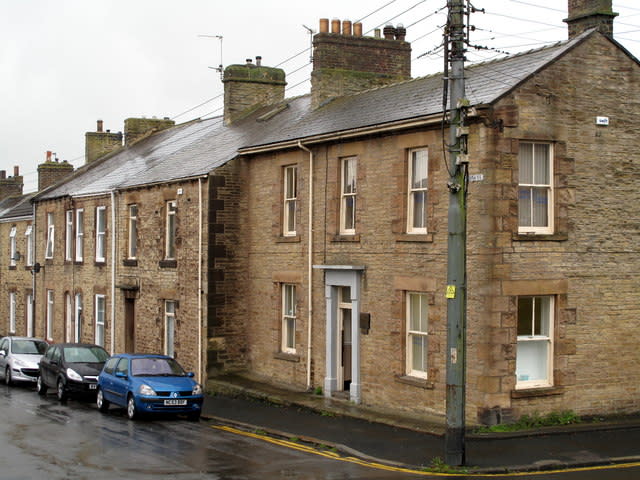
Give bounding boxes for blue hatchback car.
[97,354,204,420]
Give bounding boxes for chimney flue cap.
[97,119,104,132]
[256,55,262,67]
[383,24,396,39]
[395,23,407,41]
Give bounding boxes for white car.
[0,336,48,385]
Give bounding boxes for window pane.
[412,191,426,229]
[286,201,296,232]
[411,151,427,189]
[411,335,427,372]
[516,339,549,382]
[344,197,355,230]
[534,144,550,185]
[409,293,428,332]
[343,159,356,194]
[286,318,295,349]
[517,297,533,336]
[518,188,532,227]
[518,143,533,183]
[532,187,549,227]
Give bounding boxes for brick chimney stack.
[565,0,617,38]
[85,119,123,164]
[38,151,74,191]
[222,57,286,125]
[124,117,175,146]
[311,18,411,109]
[0,165,24,201]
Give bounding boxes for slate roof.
[0,193,36,221]
[38,30,599,201]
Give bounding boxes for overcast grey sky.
[2,0,639,192]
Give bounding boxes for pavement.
[202,373,640,473]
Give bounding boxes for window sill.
[395,233,434,243]
[94,261,106,267]
[8,265,16,271]
[332,234,360,243]
[513,232,568,242]
[276,235,301,243]
[395,375,434,389]
[159,259,177,269]
[511,386,564,399]
[122,259,138,267]
[273,352,300,362]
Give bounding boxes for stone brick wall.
[85,130,123,164]
[37,160,74,191]
[124,117,175,146]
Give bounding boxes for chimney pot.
[97,119,103,132]
[354,22,363,37]
[46,151,52,162]
[342,20,352,36]
[246,58,253,65]
[374,28,381,38]
[319,18,329,33]
[331,18,340,34]
[13,166,19,177]
[395,23,407,41]
[383,24,396,40]
[0,171,6,180]
[256,55,262,67]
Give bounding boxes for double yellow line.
[213,425,640,477]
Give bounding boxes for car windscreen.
[12,340,47,355]
[63,346,109,363]
[130,357,186,377]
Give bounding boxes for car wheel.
[126,395,137,420]
[96,389,110,412]
[56,379,68,402]
[4,367,12,386]
[36,376,47,395]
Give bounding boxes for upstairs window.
[407,148,428,234]
[128,204,138,259]
[65,210,74,261]
[518,142,553,234]
[25,225,33,266]
[283,166,297,237]
[9,226,17,267]
[516,296,554,389]
[45,213,55,259]
[165,200,177,260]
[340,157,357,235]
[95,206,106,262]
[75,209,84,262]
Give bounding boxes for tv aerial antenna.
[198,34,224,79]
[302,25,315,63]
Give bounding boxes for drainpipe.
[31,201,36,338]
[297,141,314,390]
[110,191,116,355]
[198,177,203,383]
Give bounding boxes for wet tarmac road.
[2,384,640,480]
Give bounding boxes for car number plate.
[164,399,187,406]
[89,384,97,390]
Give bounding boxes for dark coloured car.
[97,354,203,420]
[37,343,110,401]
[0,336,48,385]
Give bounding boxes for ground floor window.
[406,292,428,378]
[46,290,54,341]
[74,294,83,342]
[95,295,105,347]
[516,295,554,389]
[281,284,296,354]
[9,292,16,334]
[164,301,176,357]
[26,293,34,337]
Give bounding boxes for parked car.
[97,353,204,420]
[0,336,48,385]
[37,343,110,401]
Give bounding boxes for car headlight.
[192,383,203,396]
[139,384,157,396]
[66,368,83,382]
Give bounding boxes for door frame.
[315,265,364,404]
